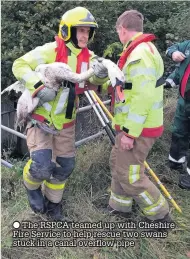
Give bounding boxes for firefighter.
[166,40,190,190]
[12,7,108,220]
[104,10,171,222]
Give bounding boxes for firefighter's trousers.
[23,124,76,203]
[109,133,169,220]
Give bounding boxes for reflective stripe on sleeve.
[114,105,130,114]
[127,113,147,124]
[31,50,46,65]
[42,102,52,112]
[130,67,157,78]
[21,71,38,85]
[168,155,186,163]
[152,100,163,110]
[166,78,176,87]
[140,80,151,88]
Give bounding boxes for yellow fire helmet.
[58,7,98,42]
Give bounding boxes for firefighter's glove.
[91,57,108,78]
[36,87,56,106]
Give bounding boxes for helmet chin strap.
[89,27,95,41]
[70,27,80,49]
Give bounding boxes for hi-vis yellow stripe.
[110,191,132,205]
[139,191,154,205]
[44,180,66,190]
[129,165,140,184]
[143,194,166,216]
[128,113,147,124]
[23,159,43,185]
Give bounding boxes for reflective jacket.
[12,37,106,130]
[113,33,164,138]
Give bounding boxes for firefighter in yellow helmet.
[12,7,108,220]
[58,7,97,43]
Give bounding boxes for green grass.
[1,92,190,259]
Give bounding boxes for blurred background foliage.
[1,1,190,90]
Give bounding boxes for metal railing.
[1,99,111,168]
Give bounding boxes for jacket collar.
[66,41,83,56]
[123,32,143,50]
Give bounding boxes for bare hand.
[120,135,134,150]
[172,51,186,62]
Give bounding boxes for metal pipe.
[1,110,16,115]
[1,131,105,169]
[77,99,110,113]
[84,91,106,127]
[88,90,116,137]
[1,159,13,168]
[85,91,115,145]
[1,124,105,147]
[1,101,109,169]
[75,131,105,147]
[88,91,110,124]
[1,125,27,139]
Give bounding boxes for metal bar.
[8,113,10,147]
[84,91,106,127]
[75,130,105,147]
[1,99,111,169]
[1,101,110,170]
[89,90,116,137]
[88,91,110,124]
[77,99,110,113]
[84,91,115,145]
[92,91,113,121]
[1,125,26,139]
[1,159,13,168]
[1,110,16,115]
[1,131,105,169]
[1,124,105,147]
